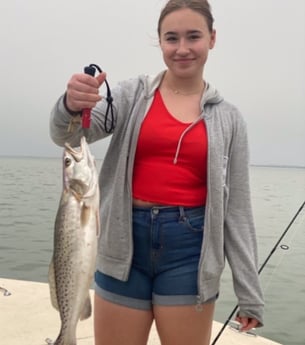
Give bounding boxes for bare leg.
[154,302,215,345]
[94,293,154,345]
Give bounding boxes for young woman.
[50,1,264,344]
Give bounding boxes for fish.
[48,136,100,345]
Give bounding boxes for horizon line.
[0,154,304,169]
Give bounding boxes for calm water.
[0,157,304,345]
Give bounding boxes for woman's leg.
[150,206,214,344]
[154,303,215,345]
[94,294,154,345]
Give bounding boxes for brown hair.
[157,0,214,36]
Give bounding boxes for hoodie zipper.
[195,114,210,310]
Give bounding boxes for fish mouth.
[64,137,89,162]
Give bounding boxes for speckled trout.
[48,136,100,345]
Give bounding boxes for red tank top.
[132,89,207,206]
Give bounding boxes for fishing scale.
[82,63,114,133]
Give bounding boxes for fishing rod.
[211,200,305,345]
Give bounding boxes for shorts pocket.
[181,213,204,232]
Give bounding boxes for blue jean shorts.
[95,205,209,310]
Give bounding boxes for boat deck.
[0,278,281,345]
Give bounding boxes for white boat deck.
[0,278,281,345]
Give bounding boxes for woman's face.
[159,8,216,79]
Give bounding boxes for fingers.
[235,316,259,332]
[96,72,107,86]
[65,72,107,113]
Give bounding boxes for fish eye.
[64,157,72,167]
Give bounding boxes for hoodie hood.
[200,82,223,110]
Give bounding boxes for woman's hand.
[235,315,260,331]
[65,72,107,113]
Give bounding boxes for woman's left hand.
[235,316,260,331]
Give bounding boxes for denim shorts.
[95,205,209,310]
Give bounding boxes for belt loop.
[178,206,186,221]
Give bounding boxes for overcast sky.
[0,0,304,167]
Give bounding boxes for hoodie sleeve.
[224,112,264,326]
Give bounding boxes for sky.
[0,0,304,167]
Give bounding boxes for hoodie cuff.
[237,308,264,328]
[63,92,82,116]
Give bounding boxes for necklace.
[169,81,205,96]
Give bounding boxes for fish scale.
[48,137,100,345]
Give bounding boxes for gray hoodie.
[50,70,264,325]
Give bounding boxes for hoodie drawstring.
[173,117,204,164]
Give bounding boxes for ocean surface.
[0,157,304,345]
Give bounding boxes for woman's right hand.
[65,72,107,113]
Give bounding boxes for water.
[0,157,304,345]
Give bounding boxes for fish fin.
[48,259,59,311]
[54,331,77,345]
[80,294,92,320]
[80,204,91,227]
